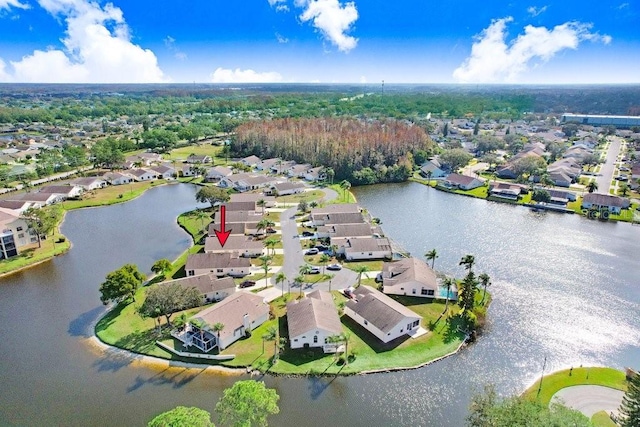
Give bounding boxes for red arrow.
[214,205,231,247]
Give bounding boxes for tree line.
[232,117,433,183]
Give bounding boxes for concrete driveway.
[551,385,625,418]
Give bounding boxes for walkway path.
[595,137,622,195]
[551,385,624,418]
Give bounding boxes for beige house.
[344,286,421,343]
[158,274,236,304]
[287,290,343,352]
[204,235,264,257]
[0,209,36,259]
[185,252,251,277]
[178,292,270,351]
[381,258,440,299]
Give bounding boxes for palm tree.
[319,253,331,275]
[459,254,475,272]
[425,170,433,184]
[212,322,225,350]
[479,273,491,304]
[293,275,305,297]
[275,271,287,297]
[195,209,209,234]
[425,249,438,269]
[442,277,456,315]
[264,237,279,256]
[256,198,267,215]
[258,255,272,289]
[586,181,598,193]
[619,182,630,197]
[339,179,351,202]
[256,219,271,236]
[325,167,335,185]
[190,318,208,350]
[354,265,369,287]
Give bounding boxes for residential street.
[259,187,358,299]
[595,137,622,194]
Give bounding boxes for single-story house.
[69,177,107,191]
[186,154,212,164]
[129,168,158,182]
[213,210,262,225]
[208,221,247,236]
[0,200,34,214]
[268,181,306,196]
[126,152,162,166]
[443,173,485,190]
[304,166,325,182]
[39,184,83,199]
[151,164,176,179]
[546,189,577,206]
[256,158,281,172]
[310,203,361,215]
[631,162,640,180]
[181,164,198,177]
[488,182,525,200]
[381,258,440,299]
[316,223,374,239]
[229,193,276,207]
[582,193,630,214]
[204,235,265,257]
[240,155,262,168]
[205,166,233,182]
[310,212,365,227]
[10,192,62,206]
[185,252,251,277]
[103,171,134,185]
[548,170,573,188]
[344,286,421,344]
[286,164,312,178]
[332,237,392,261]
[287,290,343,352]
[222,201,258,212]
[158,274,236,304]
[271,160,296,174]
[179,292,270,351]
[420,161,447,179]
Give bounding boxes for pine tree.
[617,372,640,427]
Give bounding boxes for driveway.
[595,137,622,194]
[551,385,625,418]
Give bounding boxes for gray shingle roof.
[287,292,342,338]
[346,286,420,333]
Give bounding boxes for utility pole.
[537,355,547,397]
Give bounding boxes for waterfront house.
[304,166,325,182]
[129,168,158,182]
[488,182,525,200]
[69,177,107,191]
[204,235,264,257]
[185,252,251,277]
[581,193,630,214]
[0,200,34,215]
[332,237,392,261]
[287,290,343,352]
[180,164,197,177]
[420,161,447,179]
[10,191,63,206]
[222,201,259,213]
[311,212,365,227]
[103,171,134,186]
[240,155,261,168]
[344,286,421,344]
[208,221,246,236]
[0,209,37,258]
[381,258,439,298]
[442,173,486,190]
[316,223,375,239]
[151,164,176,179]
[213,210,262,225]
[180,292,270,351]
[39,184,83,199]
[268,181,306,196]
[205,166,233,182]
[158,274,236,304]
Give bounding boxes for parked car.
[307,266,321,274]
[326,263,342,271]
[239,280,256,288]
[615,175,629,181]
[315,244,329,251]
[375,272,383,283]
[301,231,315,237]
[305,248,319,255]
[266,227,277,234]
[342,287,355,299]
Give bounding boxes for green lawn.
[0,235,70,276]
[165,145,223,162]
[592,411,617,427]
[275,190,325,205]
[521,367,628,405]
[177,209,212,241]
[343,259,384,272]
[327,184,357,204]
[63,181,164,210]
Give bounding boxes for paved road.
[595,137,622,194]
[551,385,624,418]
[267,187,358,295]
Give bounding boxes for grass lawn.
[591,411,617,427]
[327,184,357,204]
[521,367,628,405]
[63,181,164,210]
[251,254,284,266]
[456,186,489,198]
[166,145,223,161]
[0,236,70,276]
[177,209,212,241]
[343,259,384,272]
[275,190,325,205]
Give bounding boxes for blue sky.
[0,0,637,83]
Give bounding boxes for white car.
[305,248,319,255]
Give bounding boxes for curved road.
[551,385,624,418]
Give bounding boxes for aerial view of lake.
[0,182,638,426]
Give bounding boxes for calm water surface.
[0,182,638,426]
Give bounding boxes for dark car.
[301,231,315,237]
[315,244,329,251]
[239,280,256,288]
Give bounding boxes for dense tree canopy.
[148,406,214,427]
[439,148,473,172]
[99,264,146,305]
[215,380,280,427]
[196,186,230,208]
[138,283,201,327]
[617,372,640,427]
[232,117,432,183]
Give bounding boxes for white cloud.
[0,0,167,83]
[267,0,289,12]
[275,32,289,43]
[0,0,29,10]
[453,17,612,83]
[210,68,283,83]
[298,0,358,52]
[527,5,547,17]
[164,35,187,60]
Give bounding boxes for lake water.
[0,182,638,426]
